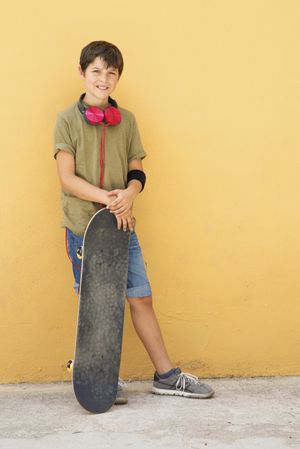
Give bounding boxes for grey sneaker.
[152,368,214,399]
[114,379,128,405]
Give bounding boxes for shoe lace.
[118,378,126,388]
[175,372,201,391]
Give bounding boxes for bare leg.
[126,295,173,374]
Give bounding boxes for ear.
[78,65,85,79]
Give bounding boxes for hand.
[107,187,137,215]
[114,209,135,232]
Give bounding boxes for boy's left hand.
[107,187,136,215]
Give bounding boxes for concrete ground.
[0,377,299,449]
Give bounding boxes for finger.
[128,217,134,232]
[107,189,120,196]
[122,218,127,232]
[116,215,122,230]
[112,205,129,215]
[122,215,133,232]
[107,198,122,209]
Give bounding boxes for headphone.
[77,93,122,126]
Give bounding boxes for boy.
[54,41,214,404]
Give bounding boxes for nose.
[98,72,109,83]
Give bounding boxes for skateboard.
[71,208,130,413]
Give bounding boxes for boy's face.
[79,57,119,105]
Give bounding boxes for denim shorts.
[65,227,152,298]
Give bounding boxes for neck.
[83,92,109,109]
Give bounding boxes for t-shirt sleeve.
[127,114,147,162]
[53,113,76,159]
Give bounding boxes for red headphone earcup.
[104,106,122,125]
[85,106,105,125]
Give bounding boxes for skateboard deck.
[72,208,130,413]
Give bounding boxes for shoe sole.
[152,386,214,399]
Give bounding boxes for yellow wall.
[1,0,300,382]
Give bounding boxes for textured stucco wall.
[1,0,300,382]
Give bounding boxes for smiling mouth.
[97,86,108,90]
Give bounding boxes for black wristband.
[127,169,146,192]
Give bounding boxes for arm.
[127,158,144,197]
[107,159,144,215]
[56,150,112,205]
[56,150,135,231]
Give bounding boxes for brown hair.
[79,41,124,76]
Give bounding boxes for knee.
[127,295,153,309]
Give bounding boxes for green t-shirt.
[54,99,146,236]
